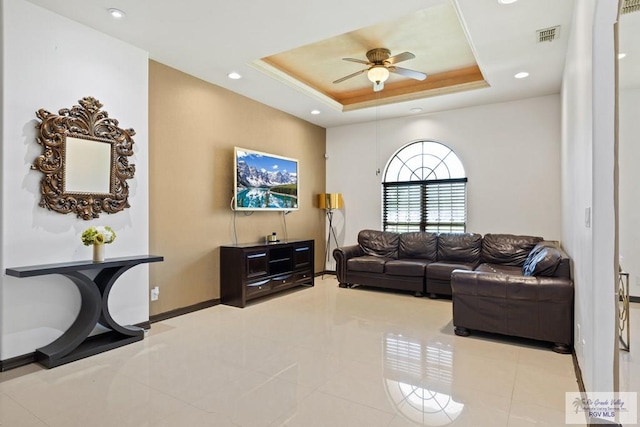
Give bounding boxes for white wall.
[561,0,617,396]
[326,95,562,262]
[1,0,149,360]
[0,0,4,364]
[619,88,640,298]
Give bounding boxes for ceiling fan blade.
[342,57,371,65]
[386,51,415,65]
[333,68,368,84]
[390,66,427,81]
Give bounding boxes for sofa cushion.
[358,229,399,259]
[398,232,437,260]
[475,263,523,275]
[427,261,476,281]
[385,259,431,277]
[437,233,482,263]
[347,256,389,273]
[481,234,543,266]
[522,246,563,277]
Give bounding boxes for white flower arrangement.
[81,226,116,246]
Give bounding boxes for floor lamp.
[319,193,343,274]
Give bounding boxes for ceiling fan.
[333,48,427,92]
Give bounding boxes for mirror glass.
[64,136,112,194]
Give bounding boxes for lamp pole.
[324,208,340,270]
[318,193,342,277]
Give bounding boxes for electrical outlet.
[577,324,581,344]
[150,286,159,301]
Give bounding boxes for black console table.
[5,255,163,368]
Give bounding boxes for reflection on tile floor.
[620,302,640,395]
[0,277,592,426]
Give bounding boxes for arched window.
[382,140,467,233]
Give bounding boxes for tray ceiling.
[256,4,487,110]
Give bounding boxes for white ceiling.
[22,0,577,128]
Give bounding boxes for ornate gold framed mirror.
[32,97,136,220]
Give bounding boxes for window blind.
[383,178,467,233]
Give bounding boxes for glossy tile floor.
[0,277,588,426]
[620,302,640,394]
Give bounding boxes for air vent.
[622,0,640,14]
[536,26,560,43]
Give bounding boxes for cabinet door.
[246,251,268,278]
[293,244,311,270]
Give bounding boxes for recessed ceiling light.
[310,110,321,115]
[409,107,423,114]
[227,72,242,80]
[618,53,627,59]
[498,0,518,4]
[514,71,529,79]
[107,8,125,19]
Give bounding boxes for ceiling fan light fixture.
[373,81,385,92]
[368,66,390,84]
[334,48,424,91]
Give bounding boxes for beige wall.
[149,61,326,316]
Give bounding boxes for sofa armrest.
[333,245,364,283]
[451,270,573,301]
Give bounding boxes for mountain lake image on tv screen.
[236,150,298,210]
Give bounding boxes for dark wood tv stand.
[220,240,314,308]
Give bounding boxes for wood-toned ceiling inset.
[255,3,487,111]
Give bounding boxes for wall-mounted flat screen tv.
[234,147,299,211]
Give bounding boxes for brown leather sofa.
[333,230,574,352]
[333,230,549,297]
[332,230,430,296]
[451,240,573,353]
